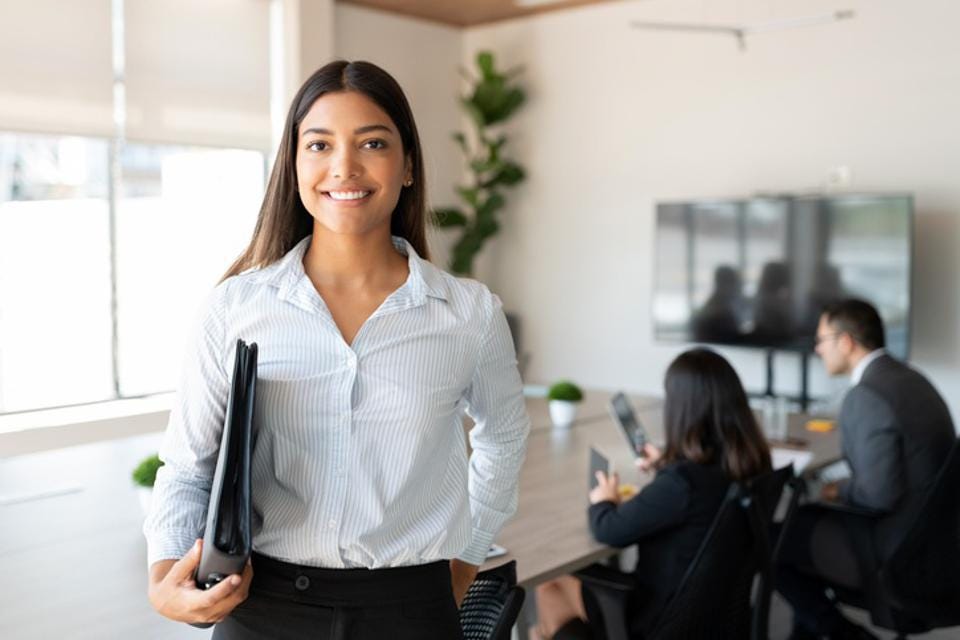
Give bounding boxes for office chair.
[460,559,526,640]
[574,465,799,640]
[819,438,960,638]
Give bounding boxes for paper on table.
[771,447,813,473]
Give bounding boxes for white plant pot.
[549,400,579,428]
[138,486,153,518]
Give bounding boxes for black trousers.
[775,505,864,634]
[213,552,464,640]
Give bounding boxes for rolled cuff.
[457,528,497,566]
[145,529,200,568]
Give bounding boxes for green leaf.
[470,157,501,174]
[451,227,485,275]
[548,380,583,402]
[476,216,500,238]
[475,192,506,219]
[132,453,164,487]
[451,131,468,154]
[476,51,496,80]
[431,207,467,228]
[482,162,525,189]
[456,186,480,208]
[483,88,526,126]
[460,97,486,129]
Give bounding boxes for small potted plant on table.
[548,380,583,428]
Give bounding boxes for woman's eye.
[307,141,328,152]
[363,139,386,150]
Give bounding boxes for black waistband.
[250,552,452,606]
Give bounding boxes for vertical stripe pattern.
[143,236,530,568]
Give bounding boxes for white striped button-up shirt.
[143,236,529,568]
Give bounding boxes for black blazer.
[588,460,729,634]
[838,354,955,558]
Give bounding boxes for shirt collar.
[852,348,886,385]
[392,236,448,303]
[270,234,448,308]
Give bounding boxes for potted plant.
[432,50,526,276]
[132,453,164,517]
[548,380,584,428]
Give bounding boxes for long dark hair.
[222,60,429,281]
[660,349,772,481]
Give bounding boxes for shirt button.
[328,519,337,529]
[294,575,310,591]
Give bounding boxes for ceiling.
[338,0,624,27]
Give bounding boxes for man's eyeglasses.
[814,332,842,346]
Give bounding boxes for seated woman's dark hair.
[660,348,772,481]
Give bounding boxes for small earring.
[404,179,413,187]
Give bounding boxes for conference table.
[482,390,841,637]
[0,389,840,638]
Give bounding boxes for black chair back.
[881,438,960,624]
[649,465,794,640]
[460,559,526,640]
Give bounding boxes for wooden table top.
[483,390,841,586]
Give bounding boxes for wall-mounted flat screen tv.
[653,194,912,359]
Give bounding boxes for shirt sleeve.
[458,293,530,565]
[588,466,691,548]
[142,287,229,567]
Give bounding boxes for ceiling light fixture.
[631,9,855,51]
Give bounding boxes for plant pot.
[549,400,579,428]
[137,486,153,518]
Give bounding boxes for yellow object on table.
[806,419,835,432]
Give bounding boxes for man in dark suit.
[777,299,955,640]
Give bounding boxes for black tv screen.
[653,194,913,359]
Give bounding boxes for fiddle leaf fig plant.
[433,51,526,276]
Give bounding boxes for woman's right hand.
[635,443,662,473]
[147,538,253,625]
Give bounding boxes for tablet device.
[608,392,648,458]
[589,446,611,491]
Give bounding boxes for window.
[0,0,270,417]
[0,132,264,414]
[116,143,264,397]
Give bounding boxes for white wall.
[335,5,464,267]
[462,0,960,420]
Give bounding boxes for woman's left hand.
[589,471,621,505]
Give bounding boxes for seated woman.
[535,348,772,639]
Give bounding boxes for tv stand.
[762,348,812,412]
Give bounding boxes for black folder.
[194,338,257,596]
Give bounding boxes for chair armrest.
[574,563,635,593]
[806,499,884,520]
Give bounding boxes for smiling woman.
[295,92,412,239]
[142,60,530,639]
[220,60,429,279]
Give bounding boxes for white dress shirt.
[143,236,530,568]
[851,348,886,385]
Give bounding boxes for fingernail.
[230,576,241,586]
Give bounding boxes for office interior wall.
[461,0,960,422]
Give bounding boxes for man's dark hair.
[821,298,886,350]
